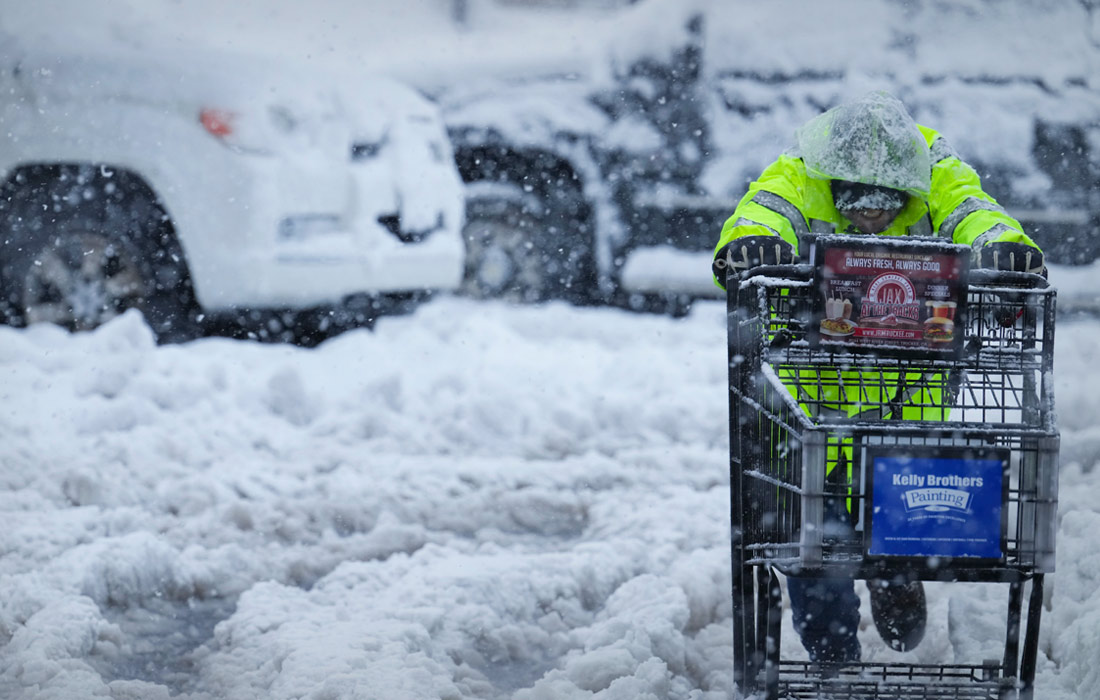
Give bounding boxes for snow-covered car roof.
[3,37,438,126]
[606,0,1100,88]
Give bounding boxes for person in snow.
[712,91,1045,666]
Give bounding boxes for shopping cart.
[727,235,1059,700]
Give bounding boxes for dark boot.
[868,578,926,651]
[787,575,862,665]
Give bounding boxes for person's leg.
[786,574,862,664]
[868,576,927,651]
[786,487,861,665]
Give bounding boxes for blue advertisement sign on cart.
[868,447,1010,561]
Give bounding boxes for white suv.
[0,39,465,341]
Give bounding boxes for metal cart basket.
[727,237,1059,700]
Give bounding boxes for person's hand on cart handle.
[977,241,1046,276]
[713,235,796,281]
[977,241,1045,327]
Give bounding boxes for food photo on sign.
[807,236,971,355]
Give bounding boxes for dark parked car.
[433,0,1100,310]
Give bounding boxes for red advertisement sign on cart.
[809,237,971,356]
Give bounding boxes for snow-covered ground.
[1,296,1099,700]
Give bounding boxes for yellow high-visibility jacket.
[716,118,1040,475]
[713,124,1038,277]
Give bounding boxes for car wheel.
[461,192,547,302]
[460,182,594,303]
[22,227,148,331]
[0,174,198,342]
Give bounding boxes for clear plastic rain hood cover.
[796,91,932,200]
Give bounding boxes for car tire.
[0,172,198,342]
[460,181,595,304]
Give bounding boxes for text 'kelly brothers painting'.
[810,238,970,355]
[867,448,1009,561]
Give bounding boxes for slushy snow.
[1,295,1099,698]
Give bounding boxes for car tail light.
[200,108,236,138]
[199,107,274,155]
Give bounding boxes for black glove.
[976,241,1045,327]
[976,241,1045,275]
[713,235,795,281]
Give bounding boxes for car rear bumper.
[618,246,722,298]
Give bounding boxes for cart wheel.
[762,567,782,698]
[732,558,758,694]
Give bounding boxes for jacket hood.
[795,91,931,200]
